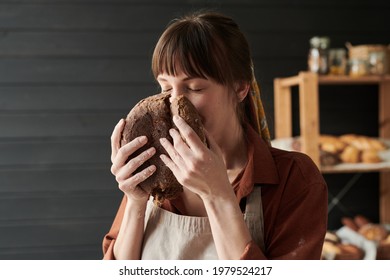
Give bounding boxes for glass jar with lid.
[349,58,368,77]
[368,50,387,75]
[308,36,330,75]
[328,48,347,75]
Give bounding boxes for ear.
[234,81,250,102]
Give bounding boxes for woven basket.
[346,42,390,74]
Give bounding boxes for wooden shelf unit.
[273,72,390,223]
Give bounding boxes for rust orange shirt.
[103,124,328,259]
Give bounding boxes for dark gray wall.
[0,0,389,259]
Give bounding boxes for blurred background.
[0,0,388,259]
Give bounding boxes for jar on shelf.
[349,58,368,77]
[368,50,387,75]
[308,36,330,75]
[328,48,347,75]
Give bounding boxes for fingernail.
[139,136,147,143]
[159,154,167,162]
[173,115,181,122]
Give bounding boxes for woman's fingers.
[111,135,148,174]
[118,165,156,195]
[169,128,192,155]
[204,129,223,159]
[159,153,180,175]
[159,137,184,168]
[127,147,156,174]
[114,147,156,180]
[172,115,206,153]
[160,116,214,174]
[109,119,158,200]
[110,119,125,162]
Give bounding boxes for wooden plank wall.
[0,0,389,259]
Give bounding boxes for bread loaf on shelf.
[342,215,390,259]
[322,231,365,260]
[292,134,388,166]
[322,215,390,260]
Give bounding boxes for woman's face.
[157,71,239,141]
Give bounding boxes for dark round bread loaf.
[121,92,206,202]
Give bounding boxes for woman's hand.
[159,115,231,200]
[159,116,252,259]
[110,119,157,203]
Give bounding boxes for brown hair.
[152,11,253,91]
[151,11,257,125]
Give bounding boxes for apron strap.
[244,185,265,252]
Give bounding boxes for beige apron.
[140,186,264,260]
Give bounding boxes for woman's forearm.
[113,199,147,259]
[203,192,252,260]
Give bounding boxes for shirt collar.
[248,124,279,185]
[234,124,280,200]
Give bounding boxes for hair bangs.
[152,21,223,83]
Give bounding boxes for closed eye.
[187,87,203,92]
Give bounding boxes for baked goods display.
[121,92,207,203]
[358,224,389,242]
[322,215,390,260]
[338,134,387,163]
[292,134,388,166]
[322,231,365,260]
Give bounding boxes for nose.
[168,87,184,103]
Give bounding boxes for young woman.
[103,11,327,260]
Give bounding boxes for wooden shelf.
[318,75,390,85]
[321,163,390,173]
[273,71,390,223]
